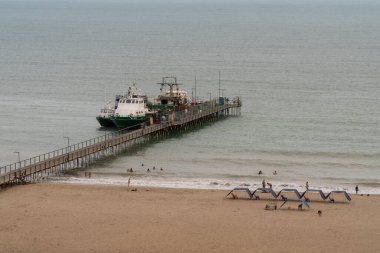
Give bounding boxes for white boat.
[111,85,149,128]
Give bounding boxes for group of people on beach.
[257,170,277,189]
[257,171,360,195]
[261,179,273,189]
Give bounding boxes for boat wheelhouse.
[150,76,189,111]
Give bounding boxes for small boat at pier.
[96,101,116,127]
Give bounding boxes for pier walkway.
[0,100,241,187]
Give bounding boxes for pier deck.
[0,101,241,187]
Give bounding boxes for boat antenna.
[157,76,179,97]
[104,86,107,104]
[194,75,197,103]
[170,77,174,97]
[218,71,221,98]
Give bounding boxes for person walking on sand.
[355,185,359,194]
[128,177,131,187]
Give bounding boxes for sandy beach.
[0,183,379,253]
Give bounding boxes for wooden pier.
[0,100,241,188]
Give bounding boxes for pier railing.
[0,98,241,184]
[0,123,160,176]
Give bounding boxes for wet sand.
[0,183,379,253]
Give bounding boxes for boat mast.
[218,71,221,98]
[194,75,197,103]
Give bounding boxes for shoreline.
[1,183,379,253]
[48,175,379,195]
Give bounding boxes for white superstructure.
[98,101,114,118]
[114,85,148,117]
[114,97,148,117]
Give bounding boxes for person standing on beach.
[355,185,359,194]
[128,177,131,187]
[262,179,266,188]
[305,181,309,199]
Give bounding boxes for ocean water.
[1,0,380,193]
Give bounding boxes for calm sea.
[1,0,379,193]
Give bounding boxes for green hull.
[96,116,116,127]
[112,116,145,129]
